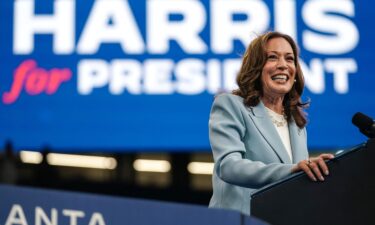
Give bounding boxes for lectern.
[251,139,375,225]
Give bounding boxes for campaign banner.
[0,184,267,225]
[0,0,374,151]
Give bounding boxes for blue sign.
[0,0,373,151]
[0,184,267,225]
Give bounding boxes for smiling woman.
[208,31,334,216]
[261,37,296,100]
[233,32,307,129]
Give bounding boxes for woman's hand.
[291,154,335,181]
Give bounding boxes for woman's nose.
[277,58,288,69]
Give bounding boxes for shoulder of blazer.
[215,93,244,104]
[214,93,267,118]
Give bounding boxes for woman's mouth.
[271,74,289,82]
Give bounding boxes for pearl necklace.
[265,107,287,127]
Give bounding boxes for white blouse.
[265,107,293,161]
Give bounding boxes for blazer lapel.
[247,101,291,164]
[288,121,307,163]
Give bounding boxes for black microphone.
[352,112,375,138]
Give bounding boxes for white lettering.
[5,204,28,225]
[143,60,174,94]
[302,0,359,54]
[77,0,144,54]
[274,0,296,41]
[35,207,57,225]
[147,0,207,54]
[3,205,108,225]
[75,57,358,96]
[62,209,85,225]
[13,0,75,54]
[88,212,106,225]
[300,59,325,94]
[223,59,241,91]
[78,59,109,94]
[206,59,221,94]
[110,60,142,94]
[211,0,269,53]
[76,59,235,95]
[175,59,206,94]
[325,58,357,94]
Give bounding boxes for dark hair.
[232,31,309,128]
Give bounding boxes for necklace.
[265,108,287,127]
[270,116,287,127]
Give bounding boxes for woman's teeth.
[271,75,288,81]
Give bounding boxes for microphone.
[352,112,375,138]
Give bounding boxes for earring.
[294,79,296,82]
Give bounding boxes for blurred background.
[0,0,374,206]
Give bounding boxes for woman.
[208,31,334,215]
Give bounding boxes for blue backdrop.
[0,0,373,151]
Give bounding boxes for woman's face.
[261,37,296,98]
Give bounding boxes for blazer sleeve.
[209,94,295,189]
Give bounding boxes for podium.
[251,139,375,225]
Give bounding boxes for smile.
[271,74,289,82]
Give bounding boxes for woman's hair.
[232,31,309,128]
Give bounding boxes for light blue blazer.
[208,93,309,215]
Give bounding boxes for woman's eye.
[287,57,294,62]
[268,55,277,60]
